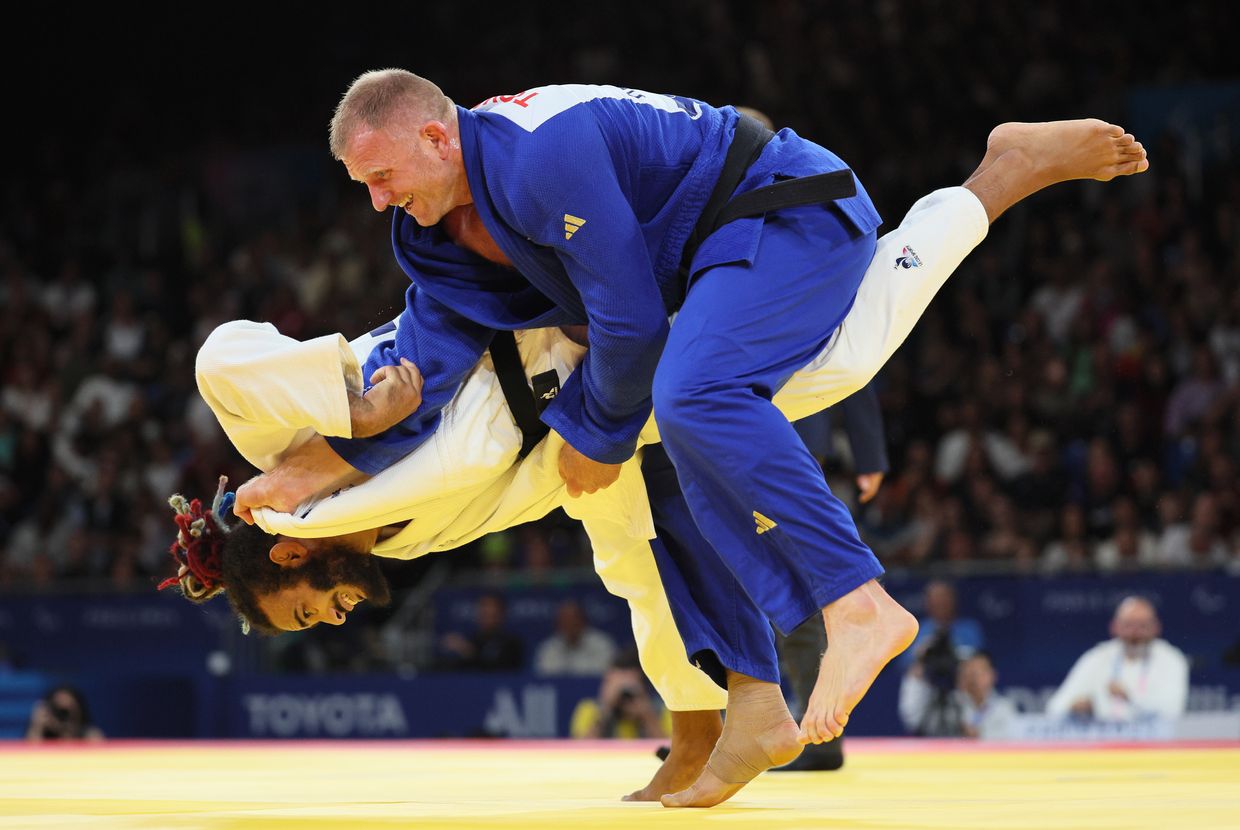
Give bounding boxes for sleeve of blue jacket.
[837,380,890,475]
[325,283,494,476]
[519,121,669,465]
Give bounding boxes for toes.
[798,713,823,745]
[1117,132,1135,146]
[829,710,850,739]
[1099,121,1125,137]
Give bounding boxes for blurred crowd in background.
[1,2,1236,682]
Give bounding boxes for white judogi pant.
[196,187,987,710]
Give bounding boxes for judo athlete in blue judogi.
[231,69,1149,807]
[311,75,923,805]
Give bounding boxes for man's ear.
[424,121,452,157]
[269,540,311,568]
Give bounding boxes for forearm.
[235,434,368,521]
[270,433,365,492]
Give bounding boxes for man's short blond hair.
[329,69,455,159]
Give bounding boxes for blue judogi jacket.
[327,85,882,475]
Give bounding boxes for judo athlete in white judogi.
[173,183,985,799]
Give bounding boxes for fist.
[558,441,622,498]
[856,471,885,504]
[351,358,425,438]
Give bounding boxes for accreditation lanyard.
[1108,649,1151,716]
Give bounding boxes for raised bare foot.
[622,709,721,802]
[963,119,1149,223]
[986,119,1149,186]
[661,673,802,808]
[799,580,918,744]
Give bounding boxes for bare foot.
[985,119,1149,184]
[661,673,802,808]
[965,119,1149,222]
[622,709,721,802]
[799,580,918,744]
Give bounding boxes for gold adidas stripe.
[753,511,778,534]
[563,214,586,240]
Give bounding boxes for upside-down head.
[159,477,391,634]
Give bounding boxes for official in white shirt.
[1045,596,1189,722]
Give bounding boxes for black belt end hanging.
[489,330,551,458]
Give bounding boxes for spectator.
[1041,503,1093,573]
[25,686,104,742]
[569,650,667,739]
[534,600,617,677]
[1156,493,1230,568]
[1094,498,1158,571]
[956,652,1017,739]
[1045,596,1189,722]
[900,651,1016,739]
[934,402,1030,485]
[438,593,524,672]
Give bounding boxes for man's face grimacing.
[342,120,464,227]
[255,530,392,632]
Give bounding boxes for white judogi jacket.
[196,187,988,710]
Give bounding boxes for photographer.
[25,686,104,742]
[570,650,668,739]
[899,627,966,736]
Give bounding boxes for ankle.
[822,583,881,629]
[725,671,774,692]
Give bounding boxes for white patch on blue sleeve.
[473,84,702,132]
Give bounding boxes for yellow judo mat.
[1,739,1238,830]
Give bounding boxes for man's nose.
[325,609,347,625]
[367,184,390,212]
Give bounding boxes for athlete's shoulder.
[471,84,609,134]
[471,84,709,134]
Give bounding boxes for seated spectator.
[1155,493,1230,568]
[26,686,103,742]
[534,600,617,677]
[1045,596,1188,722]
[934,401,1031,486]
[1041,503,1093,573]
[1095,498,1158,571]
[569,650,667,739]
[437,593,524,672]
[900,650,1016,739]
[956,652,1017,739]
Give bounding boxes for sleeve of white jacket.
[1045,647,1105,718]
[195,320,362,472]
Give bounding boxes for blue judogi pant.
[651,204,884,638]
[643,444,779,687]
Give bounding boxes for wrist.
[348,392,378,438]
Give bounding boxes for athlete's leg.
[797,118,1150,745]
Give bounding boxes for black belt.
[676,114,859,307]
[489,330,560,458]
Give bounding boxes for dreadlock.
[160,476,392,634]
[160,476,285,635]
